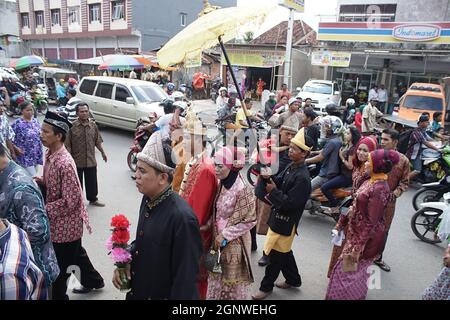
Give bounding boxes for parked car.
[77,76,167,131]
[296,80,342,114]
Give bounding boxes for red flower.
[111,215,130,229]
[112,229,130,244]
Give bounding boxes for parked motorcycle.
[127,128,151,172]
[412,174,450,211]
[5,91,35,118]
[411,192,448,244]
[32,87,49,115]
[416,145,450,184]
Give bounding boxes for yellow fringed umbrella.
[157,5,274,69]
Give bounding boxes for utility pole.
[283,8,294,89]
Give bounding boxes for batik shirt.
[0,113,15,146]
[0,220,47,300]
[11,118,43,168]
[42,145,91,243]
[0,161,59,285]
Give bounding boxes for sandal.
[374,260,391,272]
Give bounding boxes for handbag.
[203,189,223,274]
[203,248,222,274]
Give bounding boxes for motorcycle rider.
[56,79,67,106]
[165,82,175,96]
[5,77,20,104]
[264,92,277,121]
[216,87,228,112]
[407,114,442,181]
[305,116,343,192]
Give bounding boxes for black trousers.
[251,226,257,251]
[77,167,98,202]
[52,239,104,300]
[375,230,390,262]
[260,249,302,293]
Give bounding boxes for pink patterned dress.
[206,176,256,300]
[326,178,391,300]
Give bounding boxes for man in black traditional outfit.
[112,133,202,300]
[252,128,313,300]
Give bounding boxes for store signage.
[318,22,450,44]
[184,50,202,69]
[221,50,285,68]
[311,51,351,67]
[392,24,441,42]
[278,0,304,13]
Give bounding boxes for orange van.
[394,83,446,126]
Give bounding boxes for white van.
[77,76,167,131]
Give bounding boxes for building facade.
[0,0,25,63]
[17,0,236,60]
[316,0,450,105]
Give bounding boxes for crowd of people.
[0,78,449,301]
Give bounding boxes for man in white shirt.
[362,99,383,133]
[377,84,388,113]
[368,85,378,103]
[129,70,137,79]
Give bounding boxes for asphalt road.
[19,101,448,300]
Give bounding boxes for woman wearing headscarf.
[206,147,257,300]
[326,149,400,300]
[327,136,378,278]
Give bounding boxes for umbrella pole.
[218,36,262,159]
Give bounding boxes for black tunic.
[267,163,311,236]
[127,189,202,300]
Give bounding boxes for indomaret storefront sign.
[318,22,450,44]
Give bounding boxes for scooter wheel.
[127,150,138,172]
[410,208,442,244]
[412,189,443,211]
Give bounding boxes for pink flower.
[105,236,113,251]
[110,247,132,264]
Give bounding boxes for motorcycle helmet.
[167,82,175,92]
[219,86,227,93]
[173,101,187,112]
[325,103,341,117]
[32,72,40,78]
[171,91,184,101]
[68,78,78,86]
[346,98,355,107]
[321,115,343,136]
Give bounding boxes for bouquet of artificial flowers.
[106,214,132,291]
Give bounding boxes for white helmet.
[219,87,227,93]
[346,98,355,107]
[171,91,184,101]
[173,101,187,111]
[32,72,40,78]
